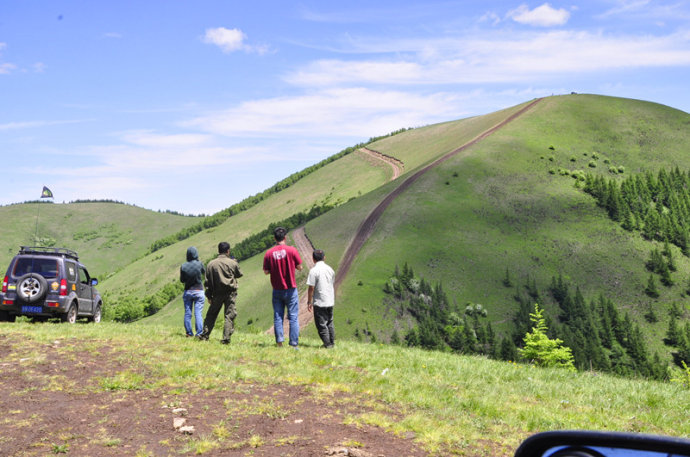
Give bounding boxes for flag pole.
[34,203,41,245]
[36,186,54,246]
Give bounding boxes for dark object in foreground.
[515,430,690,457]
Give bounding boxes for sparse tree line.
[582,168,690,298]
[148,128,413,254]
[382,264,679,380]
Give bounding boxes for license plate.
[21,305,43,314]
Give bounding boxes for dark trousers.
[201,291,237,343]
[313,305,335,347]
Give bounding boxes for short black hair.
[273,226,287,242]
[312,249,325,262]
[218,241,230,254]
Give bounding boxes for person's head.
[218,241,230,255]
[186,246,199,261]
[312,249,325,262]
[273,226,287,242]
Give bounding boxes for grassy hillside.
[2,322,689,455]
[141,103,534,338]
[98,94,690,372]
[0,202,200,279]
[99,148,393,318]
[306,95,690,355]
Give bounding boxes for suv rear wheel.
[89,304,102,323]
[62,303,78,324]
[17,274,48,303]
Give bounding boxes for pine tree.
[645,274,660,298]
[665,316,682,346]
[663,240,677,271]
[660,263,674,286]
[503,267,512,287]
[499,337,519,362]
[519,304,576,371]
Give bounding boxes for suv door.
[76,265,95,314]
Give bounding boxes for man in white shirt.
[306,249,336,348]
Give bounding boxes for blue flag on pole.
[41,186,53,199]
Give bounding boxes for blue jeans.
[272,288,299,346]
[183,289,205,336]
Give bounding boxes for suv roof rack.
[19,246,79,260]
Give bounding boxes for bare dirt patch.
[0,334,429,457]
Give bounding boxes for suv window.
[79,266,91,285]
[65,261,77,282]
[12,258,59,279]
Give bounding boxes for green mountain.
[145,96,690,355]
[0,202,200,279]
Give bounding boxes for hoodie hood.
[186,246,199,262]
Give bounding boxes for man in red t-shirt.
[263,226,302,347]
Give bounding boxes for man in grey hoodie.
[180,246,205,337]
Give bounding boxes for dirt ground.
[0,334,429,457]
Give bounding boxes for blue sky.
[2,1,689,215]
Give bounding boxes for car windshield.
[13,258,59,279]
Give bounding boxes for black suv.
[0,246,102,323]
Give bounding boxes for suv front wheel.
[62,303,78,324]
[17,274,48,303]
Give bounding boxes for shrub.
[570,156,577,162]
[588,160,597,168]
[618,165,625,173]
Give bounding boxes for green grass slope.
[101,148,393,325]
[2,322,689,454]
[308,94,690,350]
[0,202,200,279]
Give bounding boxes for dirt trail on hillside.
[334,98,543,290]
[267,148,405,335]
[360,147,404,179]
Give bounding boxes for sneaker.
[221,339,230,345]
[276,342,283,347]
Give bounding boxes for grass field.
[2,321,689,455]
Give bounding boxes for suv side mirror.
[515,431,690,457]
[91,278,98,286]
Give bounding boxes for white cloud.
[120,130,212,148]
[284,30,690,86]
[202,27,268,54]
[0,119,90,131]
[184,88,464,139]
[508,3,570,27]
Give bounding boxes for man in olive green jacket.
[198,242,243,344]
